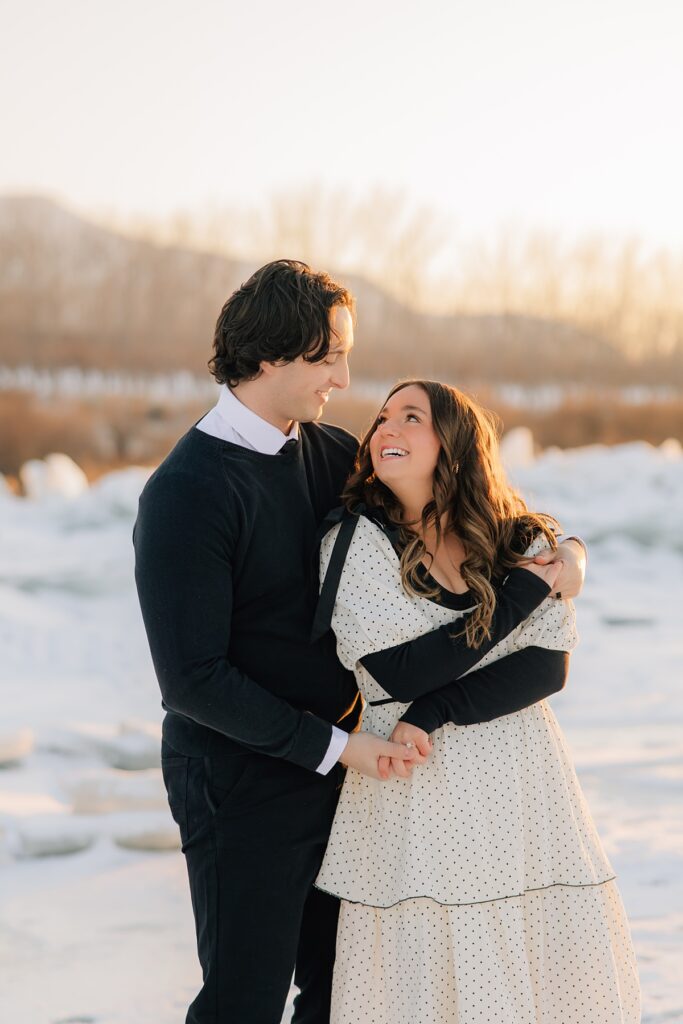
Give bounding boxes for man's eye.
[376,415,386,424]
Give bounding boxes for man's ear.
[259,357,291,378]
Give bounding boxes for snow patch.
[1,437,681,1020]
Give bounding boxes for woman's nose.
[379,419,399,436]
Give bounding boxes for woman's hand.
[340,732,420,781]
[532,539,586,598]
[378,722,432,779]
[518,558,563,592]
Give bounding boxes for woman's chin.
[373,462,410,486]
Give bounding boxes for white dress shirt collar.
[214,386,299,455]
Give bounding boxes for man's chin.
[298,401,326,424]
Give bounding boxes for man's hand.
[519,558,563,592]
[531,539,586,599]
[339,731,420,781]
[378,721,432,780]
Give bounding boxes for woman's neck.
[397,502,451,542]
[391,484,434,529]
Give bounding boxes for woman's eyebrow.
[379,404,428,416]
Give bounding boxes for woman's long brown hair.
[343,379,560,648]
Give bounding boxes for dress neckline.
[352,507,477,608]
[414,561,477,609]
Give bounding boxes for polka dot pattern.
[316,517,641,1022]
[332,884,640,1023]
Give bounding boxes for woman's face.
[369,384,442,496]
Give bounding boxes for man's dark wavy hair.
[209,260,356,386]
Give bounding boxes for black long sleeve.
[134,472,332,769]
[398,647,569,733]
[133,445,339,773]
[359,568,551,702]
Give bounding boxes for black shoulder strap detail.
[310,511,360,643]
[312,503,347,549]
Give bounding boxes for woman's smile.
[379,446,410,460]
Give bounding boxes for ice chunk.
[0,728,35,766]
[43,722,160,770]
[114,826,181,852]
[660,437,682,459]
[61,768,168,814]
[93,731,160,771]
[20,453,89,499]
[0,825,10,865]
[501,426,536,470]
[15,817,96,858]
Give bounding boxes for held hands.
[529,538,586,599]
[339,731,421,781]
[379,722,432,780]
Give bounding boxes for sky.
[1,0,683,248]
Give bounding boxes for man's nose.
[330,358,350,391]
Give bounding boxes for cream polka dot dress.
[315,516,641,1024]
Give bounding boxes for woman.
[315,380,640,1023]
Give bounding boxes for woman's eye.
[406,414,419,422]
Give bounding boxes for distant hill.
[0,194,651,387]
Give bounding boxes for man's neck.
[230,383,294,435]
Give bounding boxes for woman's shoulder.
[508,518,558,559]
[319,508,399,582]
[346,509,399,563]
[321,504,395,545]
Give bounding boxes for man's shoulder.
[302,420,359,462]
[139,426,228,505]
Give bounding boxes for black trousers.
[161,739,344,1024]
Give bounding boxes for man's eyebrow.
[327,341,354,353]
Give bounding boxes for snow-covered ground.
[0,436,681,1023]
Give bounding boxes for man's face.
[270,305,354,424]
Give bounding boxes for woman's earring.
[452,461,459,474]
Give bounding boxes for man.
[133,260,586,1023]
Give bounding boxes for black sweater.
[133,421,361,771]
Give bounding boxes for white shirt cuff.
[316,726,349,775]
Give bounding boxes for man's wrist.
[316,725,349,775]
